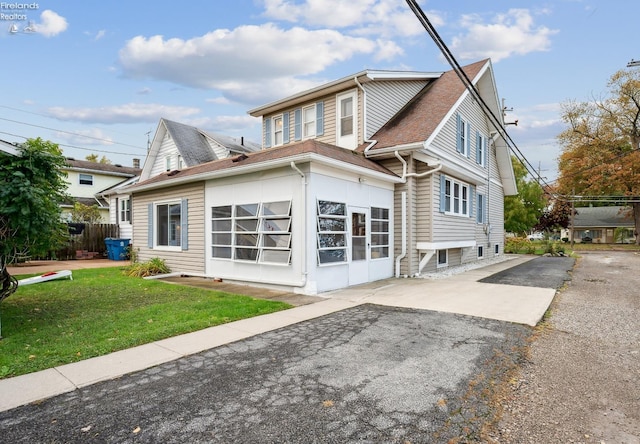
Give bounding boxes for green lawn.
[0,267,291,379]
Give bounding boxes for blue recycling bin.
[105,238,130,260]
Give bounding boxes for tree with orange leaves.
[557,69,640,244]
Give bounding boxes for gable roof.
[361,59,489,152]
[573,206,634,228]
[127,139,400,193]
[141,118,260,180]
[64,158,141,177]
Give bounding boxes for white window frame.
[119,197,131,224]
[478,245,484,259]
[155,200,182,250]
[302,104,316,139]
[459,117,470,156]
[444,178,470,217]
[370,207,389,260]
[211,201,292,265]
[477,133,487,167]
[317,200,348,265]
[165,156,172,171]
[437,249,448,268]
[273,115,284,147]
[78,173,93,186]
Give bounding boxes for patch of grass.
[0,267,291,378]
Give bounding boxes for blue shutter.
[181,198,188,251]
[316,101,324,136]
[456,113,462,153]
[476,131,482,164]
[484,138,489,167]
[264,118,272,148]
[147,203,153,248]
[466,122,472,158]
[283,112,290,144]
[469,186,475,218]
[439,174,446,213]
[294,108,302,141]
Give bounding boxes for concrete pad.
[0,368,76,412]
[55,343,182,388]
[154,325,255,356]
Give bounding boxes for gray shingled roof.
[573,206,634,228]
[162,119,259,167]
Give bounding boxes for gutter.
[354,76,378,155]
[290,161,308,289]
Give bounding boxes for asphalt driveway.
[0,255,574,442]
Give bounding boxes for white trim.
[417,240,476,250]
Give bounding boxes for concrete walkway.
[0,255,556,413]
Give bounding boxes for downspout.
[354,76,378,156]
[393,151,442,277]
[290,162,308,288]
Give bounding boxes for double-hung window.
[119,198,131,223]
[273,116,284,146]
[456,113,471,157]
[302,105,316,138]
[79,173,93,186]
[156,202,182,247]
[476,132,487,167]
[440,175,471,217]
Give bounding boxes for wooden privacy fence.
[56,223,120,260]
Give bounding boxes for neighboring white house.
[61,158,141,223]
[124,59,517,295]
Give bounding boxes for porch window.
[317,200,347,264]
[370,207,389,259]
[119,198,131,223]
[210,201,292,264]
[79,173,93,186]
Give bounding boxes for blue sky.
[1,0,637,182]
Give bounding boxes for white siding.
[148,135,179,178]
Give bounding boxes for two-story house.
[124,59,517,294]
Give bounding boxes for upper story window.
[302,105,316,138]
[79,173,93,186]
[456,113,471,157]
[336,91,357,149]
[165,156,171,171]
[273,115,284,146]
[476,132,487,167]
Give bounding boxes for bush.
[123,257,171,278]
[505,236,530,254]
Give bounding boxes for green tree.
[85,154,112,164]
[557,69,640,244]
[70,202,103,223]
[504,157,546,235]
[0,138,69,302]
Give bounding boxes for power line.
[0,116,146,151]
[404,0,553,190]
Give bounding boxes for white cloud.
[95,30,107,41]
[451,9,558,62]
[46,103,201,124]
[34,10,68,37]
[206,97,231,105]
[118,23,377,103]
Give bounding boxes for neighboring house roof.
[0,139,19,156]
[64,158,141,178]
[61,196,109,209]
[573,206,634,228]
[127,139,400,193]
[140,118,260,181]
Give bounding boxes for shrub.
[123,257,171,278]
[505,236,530,254]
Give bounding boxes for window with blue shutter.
[439,174,447,213]
[476,131,482,164]
[147,203,153,248]
[469,186,475,218]
[316,101,324,136]
[294,108,302,141]
[264,118,272,148]
[456,114,462,153]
